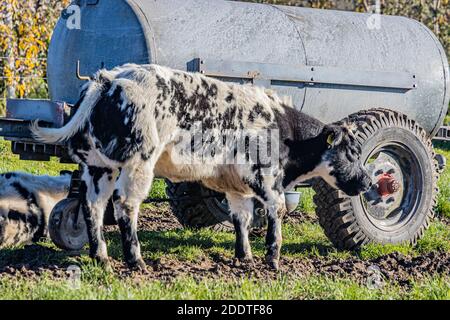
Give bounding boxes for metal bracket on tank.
[189,58,417,91]
[76,61,92,81]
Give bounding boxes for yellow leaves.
[18,83,25,98]
[1,0,70,97]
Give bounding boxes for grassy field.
[0,138,450,300]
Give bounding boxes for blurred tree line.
[0,0,448,112]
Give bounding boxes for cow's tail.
[30,81,104,144]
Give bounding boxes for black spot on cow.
[237,108,243,121]
[11,182,38,208]
[248,103,272,123]
[203,117,214,130]
[112,189,121,202]
[6,208,42,242]
[169,79,189,119]
[200,79,218,98]
[8,182,45,241]
[225,92,235,103]
[88,166,113,195]
[244,166,268,202]
[272,173,284,193]
[209,84,218,97]
[156,75,170,100]
[222,106,238,129]
[69,128,92,163]
[248,111,255,123]
[89,85,144,162]
[141,147,155,161]
[8,210,26,223]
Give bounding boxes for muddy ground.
[1,206,449,287]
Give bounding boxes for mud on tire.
[313,108,439,250]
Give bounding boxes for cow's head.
[317,123,372,196]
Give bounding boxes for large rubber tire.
[313,108,439,250]
[166,180,233,232]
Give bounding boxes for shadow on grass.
[107,230,236,259]
[282,241,337,257]
[0,243,73,269]
[1,229,340,270]
[108,229,339,259]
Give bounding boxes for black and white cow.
[32,64,372,270]
[0,172,71,248]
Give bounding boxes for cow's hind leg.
[79,166,117,269]
[226,193,254,265]
[113,163,154,271]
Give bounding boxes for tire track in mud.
[0,207,449,287]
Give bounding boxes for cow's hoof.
[233,257,254,268]
[128,258,148,273]
[96,256,113,272]
[266,257,280,271]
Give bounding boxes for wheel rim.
[360,142,423,232]
[201,187,231,222]
[201,187,268,228]
[49,199,89,250]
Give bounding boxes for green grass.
[296,187,316,214]
[0,139,75,175]
[444,115,450,126]
[435,143,450,218]
[2,217,450,300]
[2,272,450,300]
[0,274,389,300]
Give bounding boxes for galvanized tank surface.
[48,0,449,135]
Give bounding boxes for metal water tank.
[48,0,449,135]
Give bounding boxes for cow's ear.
[325,126,344,148]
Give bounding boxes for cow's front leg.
[264,191,285,271]
[113,164,154,271]
[249,169,286,271]
[226,193,254,265]
[79,166,116,269]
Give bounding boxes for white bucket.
[285,191,301,213]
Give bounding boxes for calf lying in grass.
[32,63,371,271]
[0,172,71,248]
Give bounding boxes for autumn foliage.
[0,0,70,101]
